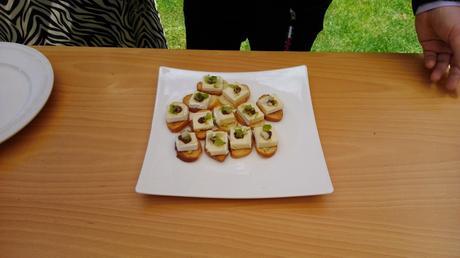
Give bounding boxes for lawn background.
[156,0,422,53]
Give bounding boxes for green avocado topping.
[198,112,212,124]
[261,124,273,140]
[221,105,233,115]
[169,104,183,114]
[234,127,247,139]
[204,75,218,84]
[229,84,242,94]
[263,124,272,132]
[243,104,257,116]
[194,92,209,102]
[178,131,192,144]
[210,134,226,146]
[266,96,277,106]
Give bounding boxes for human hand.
[415,6,460,90]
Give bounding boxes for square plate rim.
[136,65,333,199]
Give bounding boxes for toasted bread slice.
[205,149,228,162]
[255,146,277,158]
[235,111,265,128]
[167,119,190,133]
[218,95,233,107]
[235,111,245,124]
[230,148,252,159]
[191,110,213,140]
[183,94,219,112]
[176,141,202,162]
[232,89,250,107]
[197,81,222,96]
[195,130,207,140]
[221,83,251,108]
[208,96,219,110]
[257,95,283,122]
[264,110,283,122]
[182,94,198,112]
[217,121,238,132]
[183,94,191,104]
[251,120,265,128]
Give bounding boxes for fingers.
[421,40,452,69]
[423,50,437,69]
[446,27,460,90]
[430,53,450,81]
[446,66,460,90]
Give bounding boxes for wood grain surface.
[1,47,459,257]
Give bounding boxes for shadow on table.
[138,194,334,212]
[0,86,58,169]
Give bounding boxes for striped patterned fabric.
[0,0,167,48]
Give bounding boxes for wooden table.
[1,47,459,257]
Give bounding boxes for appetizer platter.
[136,66,333,198]
[167,74,283,163]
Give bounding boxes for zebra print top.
[0,0,167,48]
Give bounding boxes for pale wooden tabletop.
[0,47,459,257]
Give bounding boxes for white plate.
[136,66,333,198]
[0,42,54,143]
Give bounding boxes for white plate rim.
[0,42,54,143]
[136,65,333,199]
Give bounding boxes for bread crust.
[235,111,265,128]
[197,81,223,95]
[195,130,207,140]
[230,148,252,159]
[218,95,233,107]
[256,95,283,122]
[176,140,202,162]
[205,149,228,162]
[217,121,237,132]
[167,120,190,133]
[264,110,283,122]
[183,94,219,112]
[255,146,277,158]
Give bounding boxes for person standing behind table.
[184,0,460,90]
[0,0,167,48]
[183,0,332,51]
[413,0,460,90]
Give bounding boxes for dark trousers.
[183,0,331,51]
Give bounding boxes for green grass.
[156,0,422,53]
[156,0,186,49]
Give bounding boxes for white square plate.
[136,66,333,198]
